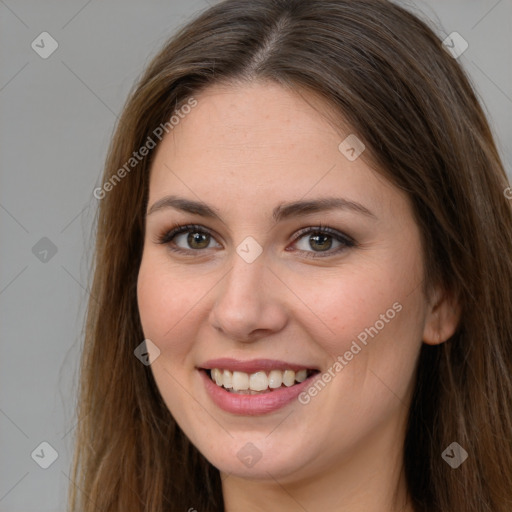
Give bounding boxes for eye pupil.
[310,233,332,251]
[188,231,209,249]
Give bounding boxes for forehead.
[159,82,343,164]
[147,81,406,222]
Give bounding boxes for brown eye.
[305,233,333,252]
[185,231,211,249]
[290,226,355,259]
[156,224,221,253]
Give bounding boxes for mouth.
[203,367,320,395]
[197,358,322,414]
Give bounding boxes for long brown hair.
[68,0,512,510]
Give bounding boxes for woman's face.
[137,81,432,483]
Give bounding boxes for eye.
[155,224,221,254]
[288,224,356,259]
[154,222,356,258]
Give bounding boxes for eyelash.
[154,223,356,259]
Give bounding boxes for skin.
[137,81,460,512]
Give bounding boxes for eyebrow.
[146,195,377,223]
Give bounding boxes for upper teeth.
[210,368,309,391]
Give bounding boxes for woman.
[69,0,512,511]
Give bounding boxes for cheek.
[287,264,425,449]
[292,261,420,351]
[289,252,425,409]
[136,254,202,419]
[136,253,198,359]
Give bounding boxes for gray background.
[1,1,510,511]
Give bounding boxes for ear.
[422,286,461,345]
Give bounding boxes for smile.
[197,358,321,415]
[208,368,316,394]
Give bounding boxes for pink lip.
[198,368,320,416]
[199,358,317,374]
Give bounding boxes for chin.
[200,438,311,481]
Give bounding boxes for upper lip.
[198,358,318,374]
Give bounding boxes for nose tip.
[208,258,288,343]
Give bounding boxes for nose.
[208,250,288,343]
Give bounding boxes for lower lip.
[199,369,319,416]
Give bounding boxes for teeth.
[232,371,249,391]
[295,369,308,382]
[209,368,312,392]
[223,369,233,389]
[212,368,223,386]
[249,371,268,391]
[268,370,283,389]
[282,370,295,387]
